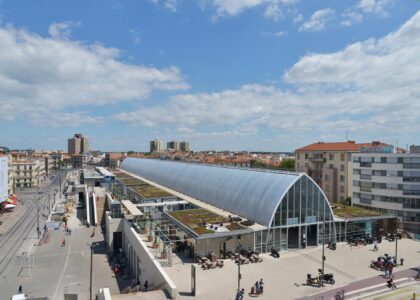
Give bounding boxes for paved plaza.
[0,208,121,299]
[164,238,420,300]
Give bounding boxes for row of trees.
[250,158,295,171]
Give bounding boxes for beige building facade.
[11,158,45,188]
[295,141,389,204]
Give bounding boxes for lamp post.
[237,236,241,293]
[395,218,399,265]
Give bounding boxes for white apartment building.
[11,158,45,188]
[0,156,8,201]
[352,153,420,234]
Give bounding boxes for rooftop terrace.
[332,203,383,219]
[131,184,174,198]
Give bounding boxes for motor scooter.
[318,269,335,284]
[327,241,336,250]
[306,274,320,287]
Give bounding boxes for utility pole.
[90,244,93,300]
[395,218,399,265]
[37,206,40,239]
[321,220,326,285]
[237,237,241,293]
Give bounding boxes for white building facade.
[352,153,420,234]
[0,156,8,201]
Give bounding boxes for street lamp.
[395,218,399,265]
[237,236,241,293]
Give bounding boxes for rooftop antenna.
[346,130,349,142]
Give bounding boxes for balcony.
[309,156,325,163]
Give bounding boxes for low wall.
[124,219,177,299]
[96,288,112,300]
[105,213,124,250]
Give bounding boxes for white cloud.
[293,13,303,24]
[201,0,296,20]
[341,11,364,27]
[0,23,189,124]
[115,11,420,145]
[262,30,286,38]
[357,0,391,17]
[129,29,141,45]
[149,0,180,12]
[299,9,335,32]
[48,21,81,39]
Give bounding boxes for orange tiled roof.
[296,141,390,152]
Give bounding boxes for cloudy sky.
[0,0,419,151]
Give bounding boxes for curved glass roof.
[121,158,330,227]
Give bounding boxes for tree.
[280,158,295,170]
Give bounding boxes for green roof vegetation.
[332,203,383,218]
[132,184,173,198]
[119,177,148,186]
[168,208,227,235]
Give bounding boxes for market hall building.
[119,158,395,256]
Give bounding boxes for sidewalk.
[303,265,420,299]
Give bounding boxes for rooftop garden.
[168,208,248,236]
[132,184,173,198]
[168,208,227,235]
[332,203,383,218]
[119,177,147,186]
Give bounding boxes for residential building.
[410,145,420,153]
[150,140,163,153]
[71,154,87,169]
[179,141,190,152]
[295,141,390,203]
[352,153,420,234]
[68,133,89,155]
[0,155,8,201]
[50,153,64,169]
[11,158,45,188]
[167,141,179,152]
[104,152,125,168]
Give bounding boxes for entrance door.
[307,224,318,246]
[287,227,299,248]
[113,232,122,251]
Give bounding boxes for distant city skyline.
[0,1,419,151]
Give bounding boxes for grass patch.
[132,184,173,198]
[332,203,383,218]
[168,208,227,235]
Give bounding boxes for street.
[0,170,65,278]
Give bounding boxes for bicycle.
[335,289,346,300]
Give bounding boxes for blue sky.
[0,0,419,151]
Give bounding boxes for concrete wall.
[123,219,178,299]
[96,288,112,300]
[105,213,124,250]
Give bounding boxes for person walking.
[61,238,66,247]
[259,278,264,295]
[18,285,22,294]
[144,280,148,292]
[255,281,259,295]
[239,288,245,300]
[373,240,378,251]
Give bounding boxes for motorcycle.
[306,273,320,287]
[318,269,335,284]
[370,259,386,270]
[327,241,336,250]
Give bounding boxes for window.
[340,153,345,161]
[329,154,334,160]
[340,185,345,193]
[329,164,334,169]
[305,153,309,159]
[296,163,300,169]
[340,164,345,172]
[325,174,329,181]
[340,175,345,182]
[297,153,300,160]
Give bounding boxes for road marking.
[53,242,72,300]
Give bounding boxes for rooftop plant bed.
[132,184,173,198]
[332,203,383,218]
[119,177,147,186]
[168,208,227,235]
[225,222,246,231]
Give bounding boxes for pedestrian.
[69,229,72,235]
[144,280,148,292]
[18,285,22,294]
[255,281,259,295]
[240,288,245,300]
[259,278,264,294]
[373,240,378,251]
[62,238,65,247]
[389,265,393,277]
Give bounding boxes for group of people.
[64,224,72,235]
[250,278,264,296]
